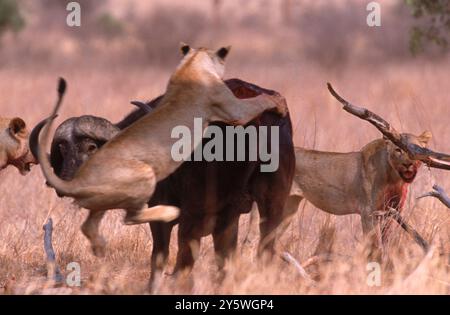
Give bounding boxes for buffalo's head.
[30,100,154,183]
[30,115,120,181]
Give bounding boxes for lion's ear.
[9,117,26,137]
[418,131,432,145]
[216,46,231,60]
[180,42,190,56]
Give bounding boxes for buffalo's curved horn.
[116,96,163,129]
[29,115,58,160]
[327,83,450,170]
[130,101,153,113]
[73,116,120,143]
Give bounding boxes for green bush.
[0,0,25,37]
[97,12,124,38]
[405,0,450,55]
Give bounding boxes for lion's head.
[176,43,231,80]
[385,131,432,183]
[0,117,38,175]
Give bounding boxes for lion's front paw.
[269,94,288,117]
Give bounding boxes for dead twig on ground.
[43,218,64,285]
[281,252,316,285]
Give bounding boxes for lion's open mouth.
[11,159,35,176]
[400,170,417,183]
[17,162,32,175]
[23,162,33,173]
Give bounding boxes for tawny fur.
[0,117,37,175]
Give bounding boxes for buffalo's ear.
[180,42,191,56]
[9,117,26,137]
[216,46,231,60]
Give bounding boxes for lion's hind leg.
[81,210,107,257]
[124,205,180,225]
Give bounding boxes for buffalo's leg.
[252,133,295,257]
[173,219,201,274]
[81,210,107,257]
[172,218,201,292]
[212,213,240,270]
[256,194,289,256]
[149,221,174,288]
[252,177,293,256]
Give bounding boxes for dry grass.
[0,0,449,295]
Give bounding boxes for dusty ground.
[0,0,448,294]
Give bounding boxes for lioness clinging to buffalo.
[0,117,37,175]
[36,44,288,258]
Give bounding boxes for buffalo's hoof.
[91,240,106,258]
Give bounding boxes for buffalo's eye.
[87,143,97,153]
[395,148,402,154]
[58,142,67,154]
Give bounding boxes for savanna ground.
[0,0,449,294]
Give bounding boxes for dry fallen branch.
[327,83,450,170]
[418,185,450,208]
[281,252,316,285]
[375,209,430,253]
[43,218,64,284]
[302,253,352,269]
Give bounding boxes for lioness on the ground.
[0,117,37,175]
[286,131,432,250]
[37,44,287,256]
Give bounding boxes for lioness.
[0,117,37,175]
[37,44,287,256]
[286,131,432,245]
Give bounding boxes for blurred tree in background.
[1,0,448,63]
[96,12,123,38]
[0,0,25,40]
[406,0,450,55]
